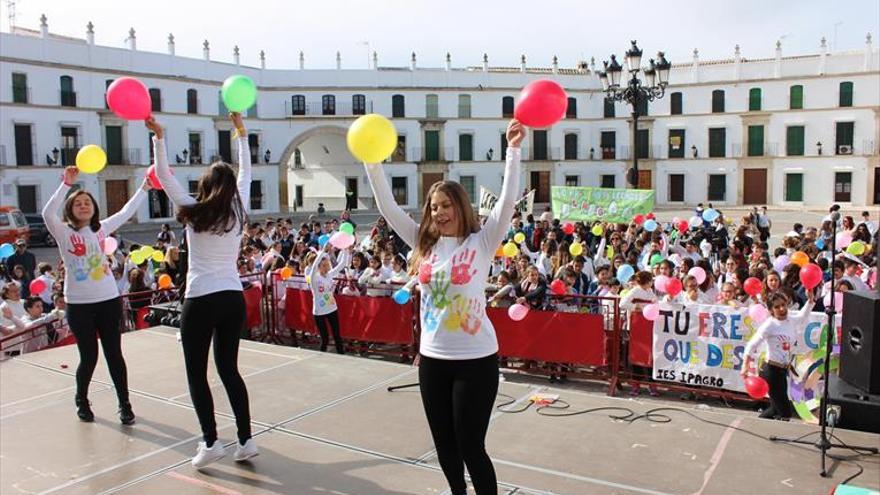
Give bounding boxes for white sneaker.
[191,441,226,469]
[233,438,259,462]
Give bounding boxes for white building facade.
[1,18,878,223]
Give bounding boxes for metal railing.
[59,90,77,107]
[410,147,454,162]
[11,86,30,104]
[106,148,143,166]
[284,100,373,117]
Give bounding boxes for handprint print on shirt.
[460,298,483,335]
[450,249,477,285]
[428,270,452,309]
[68,234,86,257]
[421,294,442,333]
[85,242,105,281]
[443,295,464,331]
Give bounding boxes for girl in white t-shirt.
[307,244,350,354]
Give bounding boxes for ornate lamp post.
[598,41,670,187]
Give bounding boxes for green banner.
[551,186,654,223]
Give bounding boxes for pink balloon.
[748,304,769,324]
[654,275,669,293]
[824,291,844,310]
[799,264,823,290]
[773,255,790,273]
[145,165,172,190]
[102,236,118,255]
[835,232,853,249]
[106,77,152,120]
[513,79,568,128]
[29,279,46,295]
[329,232,354,249]
[642,303,661,321]
[508,303,529,321]
[688,267,707,285]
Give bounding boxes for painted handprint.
[443,295,463,331]
[418,254,438,284]
[450,249,477,285]
[428,270,452,309]
[67,234,86,257]
[460,298,482,335]
[422,294,441,333]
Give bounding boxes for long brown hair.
[63,190,101,232]
[409,180,480,275]
[177,162,246,235]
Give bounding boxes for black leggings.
[760,363,792,419]
[419,353,499,495]
[67,297,128,404]
[314,311,344,354]
[181,290,251,445]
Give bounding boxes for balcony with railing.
[730,142,779,158]
[60,90,77,107]
[11,86,30,104]
[284,100,373,117]
[410,147,453,162]
[106,148,143,166]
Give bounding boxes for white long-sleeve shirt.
[744,301,815,364]
[306,250,349,316]
[154,136,251,299]
[42,183,147,304]
[365,147,521,360]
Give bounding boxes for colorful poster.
[551,186,654,223]
[651,303,839,421]
[479,187,535,217]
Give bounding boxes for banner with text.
[551,186,654,223]
[479,188,535,217]
[652,303,839,421]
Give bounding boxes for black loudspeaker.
[826,374,880,434]
[839,290,880,394]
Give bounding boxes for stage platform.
[1,327,878,495]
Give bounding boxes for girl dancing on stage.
[364,119,524,494]
[148,113,257,468]
[42,166,150,424]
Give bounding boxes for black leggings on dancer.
[760,363,792,419]
[314,311,344,354]
[181,290,252,446]
[67,297,128,404]
[419,353,499,495]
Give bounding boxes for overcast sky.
[2,0,878,70]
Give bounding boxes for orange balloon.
[791,251,809,267]
[494,246,504,258]
[280,267,293,280]
[158,274,172,289]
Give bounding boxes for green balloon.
[221,75,257,112]
[340,222,355,235]
[650,253,663,266]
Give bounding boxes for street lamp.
[601,41,670,187]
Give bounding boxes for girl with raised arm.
[42,166,150,424]
[146,113,257,469]
[364,119,524,495]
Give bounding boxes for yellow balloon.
[140,246,155,256]
[847,241,866,256]
[130,252,144,265]
[151,251,165,262]
[76,145,107,174]
[591,225,604,236]
[502,242,518,258]
[513,232,526,244]
[606,246,614,258]
[569,242,584,256]
[347,114,398,163]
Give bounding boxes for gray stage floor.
[1,327,878,495]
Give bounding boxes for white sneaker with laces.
[191,441,226,469]
[233,438,259,462]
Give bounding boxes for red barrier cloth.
[243,284,263,328]
[134,308,151,329]
[284,288,413,345]
[628,312,654,366]
[487,308,606,366]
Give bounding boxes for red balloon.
[744,376,769,399]
[106,77,152,120]
[550,279,567,296]
[666,278,683,297]
[562,223,575,235]
[743,277,763,297]
[513,79,568,128]
[146,165,161,190]
[29,279,46,294]
[646,213,655,220]
[799,263,823,290]
[633,214,645,225]
[677,220,689,233]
